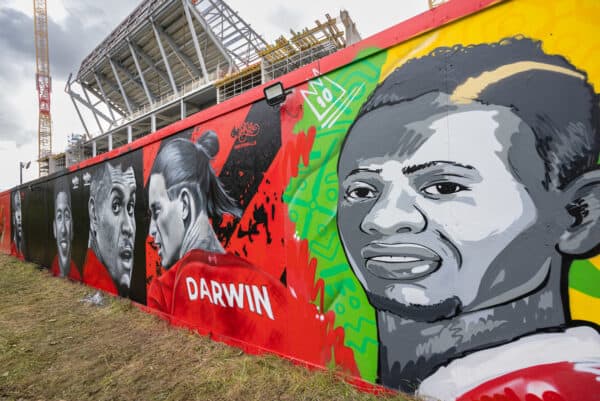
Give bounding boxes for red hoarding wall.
[0,191,11,255]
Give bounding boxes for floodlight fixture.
[19,161,31,185]
[264,82,288,107]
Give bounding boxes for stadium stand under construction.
[43,0,362,173]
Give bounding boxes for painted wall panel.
[0,191,11,254]
[3,0,600,399]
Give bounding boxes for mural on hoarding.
[50,177,80,280]
[5,0,600,399]
[10,190,24,259]
[0,192,10,254]
[146,131,241,269]
[336,37,600,397]
[83,162,137,297]
[142,102,359,369]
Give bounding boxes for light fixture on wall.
[264,82,288,107]
[19,161,31,185]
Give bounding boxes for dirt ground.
[0,255,415,401]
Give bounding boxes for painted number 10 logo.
[301,69,364,129]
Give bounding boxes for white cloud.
[0,140,38,190]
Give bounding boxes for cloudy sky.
[0,0,428,189]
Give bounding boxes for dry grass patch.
[0,255,416,401]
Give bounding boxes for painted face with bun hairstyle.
[148,130,241,269]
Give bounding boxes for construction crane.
[33,0,52,177]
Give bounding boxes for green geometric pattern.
[283,49,387,382]
[570,259,600,299]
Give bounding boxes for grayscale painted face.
[13,192,22,242]
[338,99,564,318]
[95,166,136,289]
[53,191,72,276]
[148,173,185,269]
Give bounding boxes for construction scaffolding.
[192,0,267,69]
[64,0,266,166]
[216,11,360,103]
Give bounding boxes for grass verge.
[0,255,416,401]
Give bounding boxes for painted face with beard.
[13,191,22,249]
[53,191,73,276]
[337,93,566,322]
[91,163,137,294]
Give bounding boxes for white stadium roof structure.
[59,0,361,168]
[64,0,266,162]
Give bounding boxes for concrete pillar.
[180,100,187,120]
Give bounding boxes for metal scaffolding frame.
[64,0,267,165]
[63,0,360,169]
[216,11,359,104]
[193,0,268,69]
